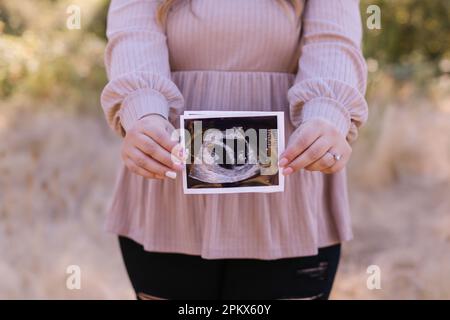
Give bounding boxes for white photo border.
[180,111,285,194]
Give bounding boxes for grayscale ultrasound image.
[183,116,280,190]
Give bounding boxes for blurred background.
[0,0,449,299]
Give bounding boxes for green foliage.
[0,0,448,109]
[86,0,109,41]
[0,0,108,113]
[361,0,450,80]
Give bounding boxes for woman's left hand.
[278,118,352,175]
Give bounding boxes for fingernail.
[165,171,177,179]
[282,167,293,176]
[278,158,288,167]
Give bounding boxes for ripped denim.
[119,236,341,300]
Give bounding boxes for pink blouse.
[101,0,368,259]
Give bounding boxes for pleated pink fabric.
[101,0,368,259]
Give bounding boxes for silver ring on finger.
[321,152,336,168]
[327,151,342,162]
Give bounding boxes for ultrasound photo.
[180,111,285,194]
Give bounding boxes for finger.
[322,141,352,174]
[128,148,177,179]
[305,151,336,171]
[279,123,322,167]
[284,136,332,174]
[322,150,350,174]
[142,123,179,154]
[322,158,347,174]
[135,134,183,171]
[124,156,163,180]
[170,142,187,166]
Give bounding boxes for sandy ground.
[332,181,450,299]
[1,99,450,299]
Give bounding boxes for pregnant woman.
[101,0,368,300]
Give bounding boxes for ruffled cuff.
[119,88,169,132]
[291,97,352,137]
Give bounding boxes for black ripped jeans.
[118,236,341,300]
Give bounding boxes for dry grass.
[0,99,131,299]
[332,75,450,299]
[332,181,450,299]
[1,78,450,299]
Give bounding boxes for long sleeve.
[100,0,184,136]
[103,0,360,260]
[287,0,368,143]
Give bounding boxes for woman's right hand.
[121,114,184,180]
